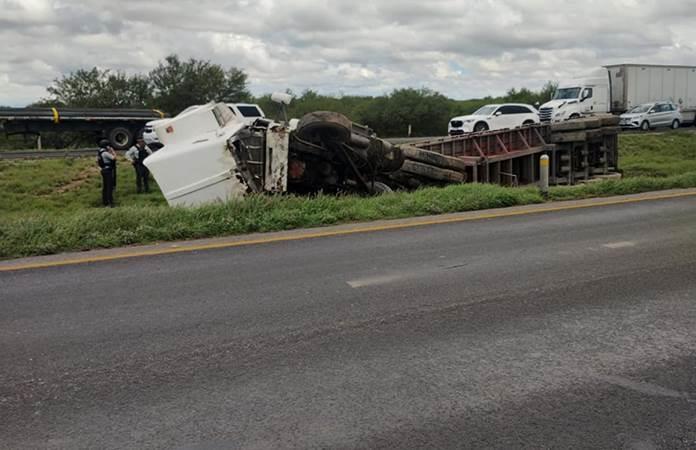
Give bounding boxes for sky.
[1,0,696,106]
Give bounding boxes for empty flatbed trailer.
[0,107,166,150]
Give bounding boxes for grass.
[0,158,165,218]
[620,131,696,177]
[1,131,695,259]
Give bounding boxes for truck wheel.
[473,122,489,132]
[369,181,393,195]
[296,111,352,143]
[640,121,650,131]
[108,127,134,150]
[671,119,680,129]
[522,120,535,126]
[569,114,580,120]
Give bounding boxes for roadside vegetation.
[1,131,695,259]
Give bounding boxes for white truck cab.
[144,102,287,206]
[142,103,265,149]
[539,70,610,122]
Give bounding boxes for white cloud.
[1,0,695,106]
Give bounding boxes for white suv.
[449,104,540,135]
[619,102,682,131]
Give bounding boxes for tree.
[360,88,451,137]
[149,55,250,115]
[44,68,151,108]
[539,80,558,102]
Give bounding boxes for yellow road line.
[2,190,695,273]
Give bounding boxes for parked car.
[448,104,539,135]
[619,102,682,131]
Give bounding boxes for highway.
[2,195,696,449]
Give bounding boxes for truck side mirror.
[271,92,294,123]
[271,92,293,106]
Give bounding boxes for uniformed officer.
[125,136,153,193]
[97,139,117,207]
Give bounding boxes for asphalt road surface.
[2,196,696,449]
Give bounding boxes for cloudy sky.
[2,0,696,106]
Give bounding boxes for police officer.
[125,136,152,193]
[97,139,117,207]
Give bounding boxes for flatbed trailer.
[406,116,620,186]
[0,107,166,150]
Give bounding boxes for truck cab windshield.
[553,88,582,100]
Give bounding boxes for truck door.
[580,88,594,113]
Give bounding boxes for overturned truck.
[144,102,619,207]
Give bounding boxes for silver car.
[619,102,682,131]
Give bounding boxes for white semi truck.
[539,64,696,124]
[143,99,467,207]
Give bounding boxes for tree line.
[32,54,557,138]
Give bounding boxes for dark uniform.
[126,138,152,193]
[97,140,116,207]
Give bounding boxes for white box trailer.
[606,64,696,114]
[540,64,696,124]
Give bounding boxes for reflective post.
[540,155,549,199]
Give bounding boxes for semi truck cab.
[539,70,610,122]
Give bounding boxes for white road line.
[603,241,637,249]
[347,273,410,288]
[596,375,695,403]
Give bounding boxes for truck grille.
[539,107,553,122]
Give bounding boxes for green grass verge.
[0,158,164,219]
[1,131,695,259]
[620,131,696,177]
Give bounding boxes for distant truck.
[0,107,166,149]
[539,64,696,125]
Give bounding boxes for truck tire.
[108,126,134,150]
[400,160,465,183]
[296,111,352,143]
[522,120,535,126]
[399,145,468,172]
[671,119,680,129]
[640,121,650,131]
[369,181,393,194]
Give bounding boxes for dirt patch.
[53,165,100,194]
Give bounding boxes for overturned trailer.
[144,102,620,207]
[406,115,620,186]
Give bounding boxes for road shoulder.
[2,188,695,272]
